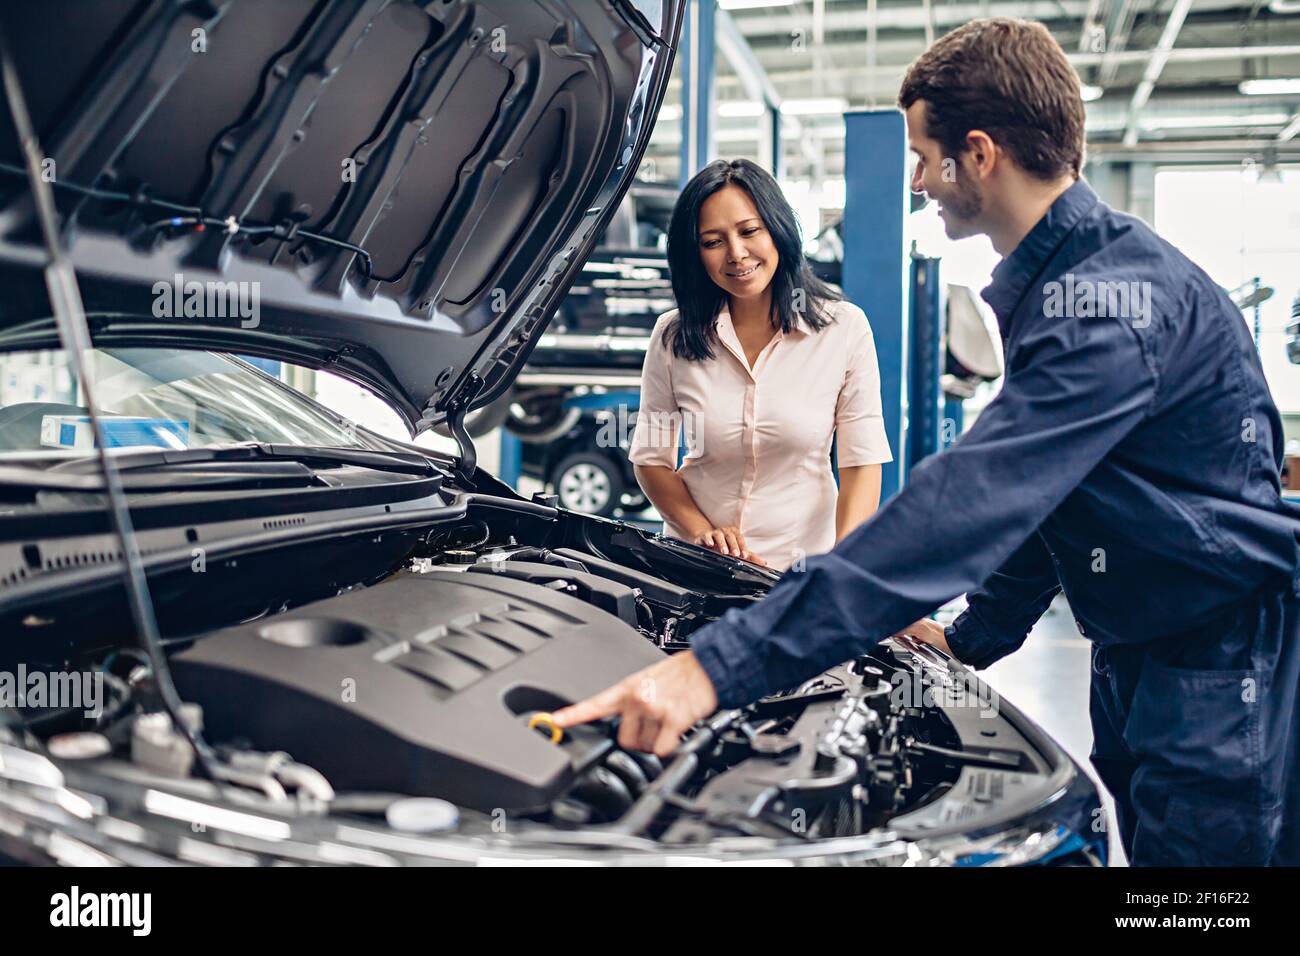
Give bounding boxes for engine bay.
[1,490,1070,853]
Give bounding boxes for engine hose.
[570,765,634,820]
[610,709,743,836]
[626,751,664,781]
[602,750,649,795]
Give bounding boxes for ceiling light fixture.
[718,0,795,10]
[718,101,766,118]
[781,97,849,116]
[1140,113,1291,130]
[1239,78,1300,95]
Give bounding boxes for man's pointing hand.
[551,650,719,758]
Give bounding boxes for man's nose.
[910,163,926,195]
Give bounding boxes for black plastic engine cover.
[170,570,664,811]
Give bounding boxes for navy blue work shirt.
[692,178,1300,707]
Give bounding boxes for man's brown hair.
[898,18,1085,180]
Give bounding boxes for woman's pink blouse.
[629,299,893,570]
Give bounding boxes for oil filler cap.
[527,711,564,744]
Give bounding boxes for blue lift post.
[678,0,716,185]
[499,424,522,488]
[908,254,944,469]
[943,396,964,450]
[768,105,783,178]
[842,110,911,501]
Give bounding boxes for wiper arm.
[0,444,438,493]
[48,442,439,477]
[0,459,319,493]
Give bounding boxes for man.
[554,18,1300,866]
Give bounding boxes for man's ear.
[964,129,999,179]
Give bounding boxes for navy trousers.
[1089,586,1300,865]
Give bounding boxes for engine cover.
[170,570,664,810]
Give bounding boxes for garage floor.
[977,595,1127,865]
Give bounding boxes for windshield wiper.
[0,443,442,493]
[47,443,440,477]
[0,459,320,493]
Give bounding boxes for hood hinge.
[443,371,484,483]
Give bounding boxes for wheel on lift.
[432,388,513,440]
[506,388,582,444]
[550,452,624,518]
[620,489,651,514]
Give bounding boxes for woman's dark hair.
[663,158,839,361]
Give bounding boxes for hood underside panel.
[0,0,678,429]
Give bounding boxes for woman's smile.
[696,184,780,299]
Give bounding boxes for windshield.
[0,348,380,457]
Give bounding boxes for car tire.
[620,489,652,514]
[551,452,624,517]
[507,389,583,444]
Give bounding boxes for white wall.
[1154,168,1300,414]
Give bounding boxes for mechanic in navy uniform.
[556,18,1300,866]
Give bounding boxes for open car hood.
[0,0,681,431]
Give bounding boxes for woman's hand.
[692,524,765,564]
[632,465,767,565]
[890,617,955,658]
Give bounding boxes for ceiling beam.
[715,7,782,108]
[675,43,1300,100]
[1080,0,1107,51]
[713,8,820,169]
[1098,0,1140,84]
[1123,0,1194,146]
[725,0,1249,37]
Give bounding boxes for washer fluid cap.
[385,797,461,833]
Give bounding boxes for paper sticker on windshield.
[40,415,190,450]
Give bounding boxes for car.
[0,0,1105,866]
[515,391,651,519]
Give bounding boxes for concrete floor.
[972,595,1128,865]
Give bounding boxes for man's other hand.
[551,651,719,757]
[891,617,955,658]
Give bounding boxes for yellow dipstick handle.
[527,712,563,744]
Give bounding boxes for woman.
[629,159,891,571]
